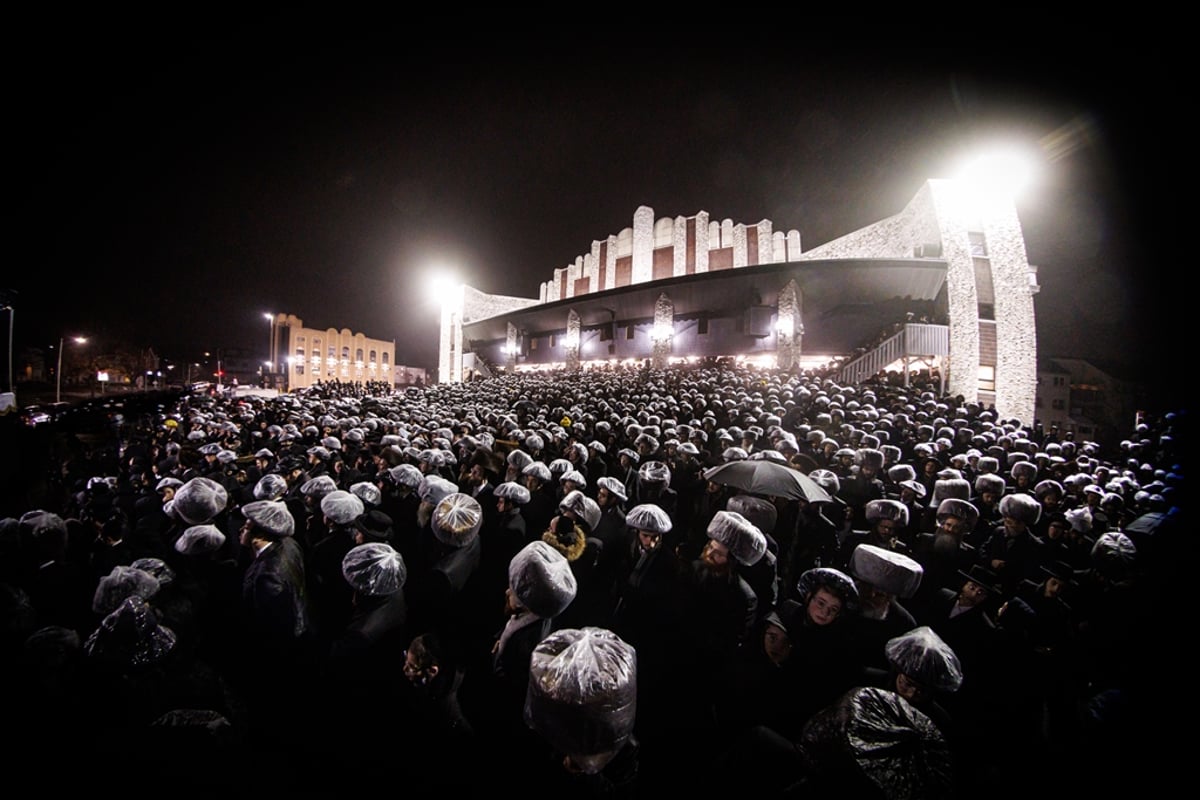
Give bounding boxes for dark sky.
[11,28,1180,406]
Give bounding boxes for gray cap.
[342,542,406,596]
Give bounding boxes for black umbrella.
[703,459,833,504]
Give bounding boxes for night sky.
[11,27,1180,407]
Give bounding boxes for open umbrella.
[703,459,832,504]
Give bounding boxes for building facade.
[270,314,396,391]
[438,179,1041,424]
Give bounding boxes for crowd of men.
[0,362,1186,796]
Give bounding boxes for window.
[977,365,995,392]
[697,317,709,335]
[549,334,556,348]
[626,325,635,340]
[969,231,988,257]
[1051,398,1065,410]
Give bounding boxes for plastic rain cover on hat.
[175,524,226,555]
[321,490,365,526]
[495,481,531,505]
[84,595,177,670]
[509,540,578,618]
[799,687,952,800]
[432,492,483,547]
[624,504,673,534]
[93,565,161,615]
[850,544,923,599]
[725,494,778,535]
[885,626,963,693]
[350,481,382,508]
[301,475,338,498]
[525,627,637,775]
[342,543,406,596]
[241,500,295,538]
[418,475,458,507]
[559,490,601,533]
[596,476,627,503]
[254,473,289,501]
[172,477,228,525]
[706,510,767,566]
[796,567,860,615]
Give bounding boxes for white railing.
[837,324,948,385]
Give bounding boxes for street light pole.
[55,335,87,403]
[55,336,63,404]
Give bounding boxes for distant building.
[1036,357,1138,450]
[270,314,397,391]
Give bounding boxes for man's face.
[939,515,967,538]
[762,623,792,666]
[1002,515,1027,537]
[597,487,615,508]
[701,538,732,572]
[856,581,891,613]
[895,672,929,705]
[959,580,988,606]
[637,529,662,552]
[468,464,485,486]
[874,518,898,540]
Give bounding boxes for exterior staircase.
[836,323,949,387]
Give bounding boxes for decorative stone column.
[506,322,519,369]
[776,280,803,369]
[650,293,674,370]
[564,309,582,372]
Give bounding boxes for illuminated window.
[969,231,988,257]
[977,365,995,392]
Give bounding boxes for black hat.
[956,564,1002,596]
[354,510,395,542]
[1039,560,1077,585]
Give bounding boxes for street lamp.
[264,312,275,377]
[56,335,87,404]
